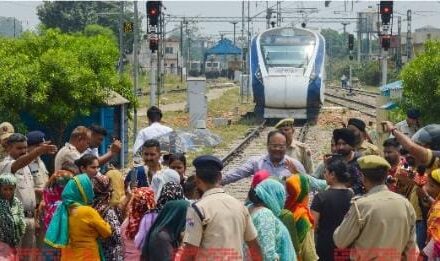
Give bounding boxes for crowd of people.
[1,105,440,261]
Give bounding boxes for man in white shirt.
[133,106,172,155]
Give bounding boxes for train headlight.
[256,68,263,84]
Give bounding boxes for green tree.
[400,40,440,123]
[37,1,137,53]
[321,28,349,59]
[0,28,135,144]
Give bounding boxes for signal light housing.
[348,34,354,51]
[380,1,393,25]
[381,35,391,50]
[149,37,159,52]
[147,1,162,26]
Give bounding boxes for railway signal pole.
[379,1,393,86]
[146,1,163,107]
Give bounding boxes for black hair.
[183,175,197,198]
[361,167,388,184]
[383,138,400,149]
[142,139,161,151]
[267,130,286,144]
[195,169,221,185]
[248,188,264,205]
[325,157,350,183]
[61,161,79,174]
[6,133,26,145]
[168,153,187,168]
[89,124,107,136]
[74,154,99,169]
[147,106,163,122]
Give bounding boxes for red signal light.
[149,8,157,16]
[146,1,161,26]
[379,1,393,15]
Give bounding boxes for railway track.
[324,91,377,118]
[218,120,310,200]
[350,88,379,98]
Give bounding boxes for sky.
[1,1,440,38]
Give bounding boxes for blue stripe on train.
[307,33,325,118]
[250,36,265,116]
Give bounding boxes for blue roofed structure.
[379,80,402,96]
[202,38,241,74]
[379,80,403,110]
[204,38,241,56]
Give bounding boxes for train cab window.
[260,28,315,69]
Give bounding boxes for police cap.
[275,118,295,129]
[357,155,391,170]
[193,155,223,172]
[0,122,14,141]
[407,108,421,119]
[26,131,46,146]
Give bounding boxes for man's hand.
[110,139,122,155]
[36,141,57,155]
[285,159,298,174]
[381,121,395,133]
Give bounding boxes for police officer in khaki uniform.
[0,133,57,260]
[26,131,49,200]
[347,118,381,156]
[333,155,418,260]
[275,118,314,173]
[54,126,91,171]
[0,122,14,160]
[180,155,262,260]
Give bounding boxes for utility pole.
[157,9,165,106]
[357,12,362,62]
[247,0,250,74]
[341,22,349,34]
[397,16,402,69]
[185,21,190,79]
[180,20,183,82]
[133,1,139,138]
[276,1,282,27]
[231,21,238,46]
[241,0,245,73]
[406,9,412,61]
[118,1,124,74]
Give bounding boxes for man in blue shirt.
[221,130,327,191]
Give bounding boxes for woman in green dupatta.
[45,174,112,261]
[141,199,189,260]
[250,178,296,261]
[0,173,26,259]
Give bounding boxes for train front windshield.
[260,28,315,70]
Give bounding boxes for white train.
[250,27,326,119]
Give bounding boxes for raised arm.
[221,157,256,185]
[383,121,430,165]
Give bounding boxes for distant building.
[0,17,22,37]
[164,36,182,74]
[401,25,440,60]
